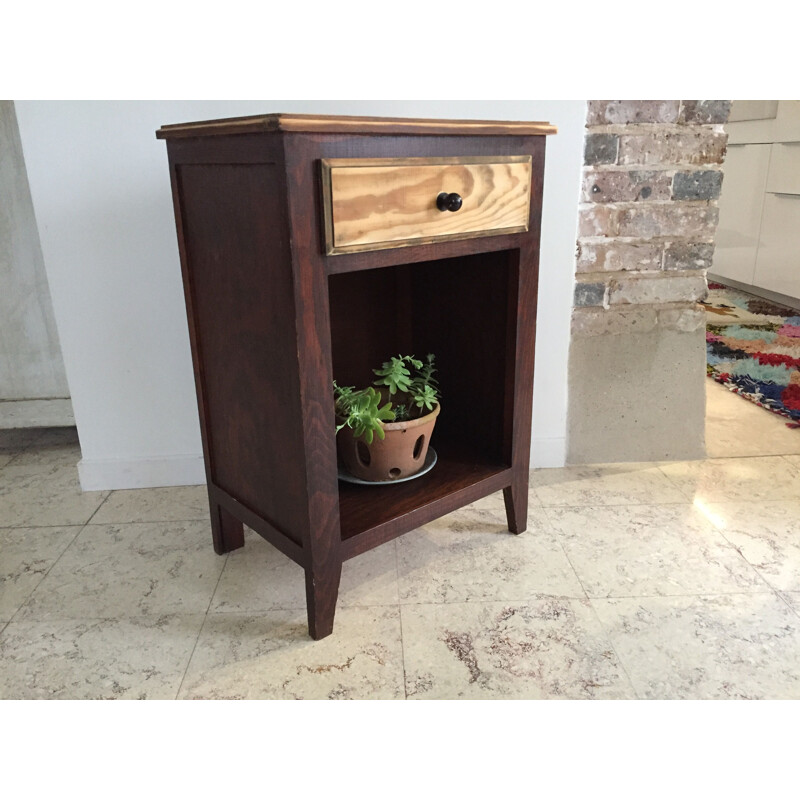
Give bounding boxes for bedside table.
[157,113,556,639]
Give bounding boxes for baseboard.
[0,398,75,428]
[78,439,565,491]
[78,454,206,491]
[530,436,566,468]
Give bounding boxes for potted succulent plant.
[334,354,441,482]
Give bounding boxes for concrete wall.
[568,307,707,462]
[567,101,731,464]
[14,100,586,489]
[0,101,72,426]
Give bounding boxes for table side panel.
[173,158,309,545]
[508,137,545,476]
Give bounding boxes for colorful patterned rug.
[703,282,800,428]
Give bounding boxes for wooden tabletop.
[156,112,558,139]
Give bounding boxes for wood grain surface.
[322,156,532,254]
[156,113,557,139]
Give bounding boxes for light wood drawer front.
[321,156,532,255]
[766,143,800,195]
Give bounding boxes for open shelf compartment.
[328,249,519,556]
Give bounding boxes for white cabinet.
[715,144,770,284]
[753,194,800,298]
[713,101,800,302]
[728,101,778,122]
[766,142,800,193]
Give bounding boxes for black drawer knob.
[436,192,463,212]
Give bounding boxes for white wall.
[0,101,71,413]
[14,100,584,489]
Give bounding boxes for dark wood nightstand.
[157,113,556,638]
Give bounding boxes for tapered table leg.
[211,502,245,555]
[305,563,342,640]
[503,478,529,535]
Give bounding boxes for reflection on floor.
[706,379,800,458]
[3,427,800,699]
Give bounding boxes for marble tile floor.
[705,378,800,458]
[2,427,800,699]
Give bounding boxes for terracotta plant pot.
[337,404,440,482]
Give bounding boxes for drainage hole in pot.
[412,435,425,460]
[389,468,402,478]
[356,441,371,466]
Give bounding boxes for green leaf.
[411,383,438,411]
[334,385,395,443]
[373,355,413,395]
[337,354,438,434]
[393,404,410,422]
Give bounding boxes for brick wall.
[566,100,731,464]
[573,100,731,334]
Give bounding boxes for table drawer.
[321,156,532,255]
